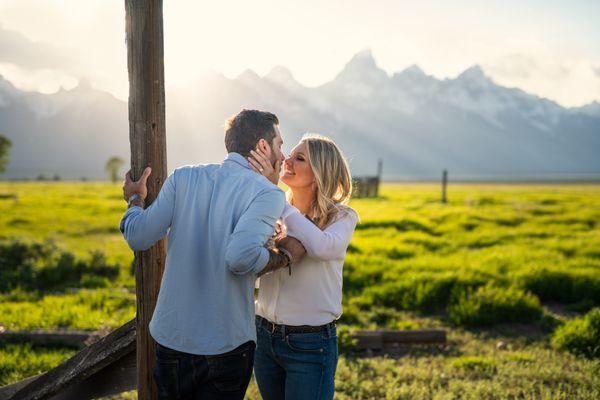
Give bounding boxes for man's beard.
[269,153,278,167]
[267,145,278,167]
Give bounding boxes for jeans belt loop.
[270,320,276,335]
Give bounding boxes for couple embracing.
[120,109,358,400]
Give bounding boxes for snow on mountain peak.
[574,100,600,117]
[237,69,261,83]
[334,49,389,91]
[265,65,301,91]
[0,75,22,107]
[400,64,426,77]
[456,65,491,85]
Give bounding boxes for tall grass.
[1,182,599,396]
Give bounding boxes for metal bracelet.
[127,193,142,207]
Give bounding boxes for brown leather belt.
[257,315,336,335]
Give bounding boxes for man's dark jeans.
[153,340,255,400]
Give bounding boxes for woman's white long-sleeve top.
[255,203,358,326]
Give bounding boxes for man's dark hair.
[225,109,279,157]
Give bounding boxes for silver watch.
[278,246,293,265]
[127,193,142,207]
[278,246,294,276]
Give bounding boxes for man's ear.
[256,138,271,155]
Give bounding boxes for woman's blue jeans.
[253,316,338,400]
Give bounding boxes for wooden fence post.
[125,1,167,399]
[441,169,448,204]
[375,159,383,197]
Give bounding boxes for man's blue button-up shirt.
[120,152,285,355]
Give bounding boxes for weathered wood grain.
[125,1,168,399]
[0,329,91,347]
[4,320,135,400]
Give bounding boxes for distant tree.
[0,135,11,175]
[105,156,125,183]
[53,174,61,181]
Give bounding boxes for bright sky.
[0,0,598,107]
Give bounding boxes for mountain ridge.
[0,52,598,180]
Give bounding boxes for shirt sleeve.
[119,171,176,251]
[283,204,358,261]
[225,188,286,275]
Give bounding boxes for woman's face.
[280,142,315,189]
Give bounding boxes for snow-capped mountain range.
[1,49,599,180]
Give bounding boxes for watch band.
[278,246,293,265]
[127,193,142,207]
[278,246,293,276]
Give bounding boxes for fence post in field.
[441,169,448,204]
[375,158,383,197]
[125,1,167,399]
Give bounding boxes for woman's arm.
[282,204,358,261]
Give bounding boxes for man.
[120,109,305,399]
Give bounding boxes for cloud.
[487,54,570,81]
[482,53,600,107]
[0,25,73,70]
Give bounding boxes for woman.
[247,133,359,400]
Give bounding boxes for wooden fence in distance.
[353,159,383,198]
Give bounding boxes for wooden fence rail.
[0,324,447,400]
[0,320,136,400]
[0,329,93,348]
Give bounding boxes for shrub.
[0,240,120,292]
[448,285,543,327]
[450,356,497,378]
[362,273,486,313]
[0,241,54,291]
[337,325,358,353]
[551,308,600,358]
[515,268,600,306]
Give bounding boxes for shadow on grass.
[342,342,462,360]
[357,219,438,236]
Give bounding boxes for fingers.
[256,146,269,159]
[125,170,132,183]
[247,156,263,172]
[139,167,152,184]
[250,150,270,170]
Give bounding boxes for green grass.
[0,289,134,330]
[1,181,600,397]
[552,308,600,359]
[0,344,76,386]
[448,285,543,327]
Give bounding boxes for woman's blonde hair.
[288,134,353,229]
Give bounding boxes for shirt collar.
[224,152,251,170]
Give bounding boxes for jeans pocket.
[153,358,180,400]
[285,332,326,354]
[206,342,255,392]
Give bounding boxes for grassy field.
[0,182,599,399]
